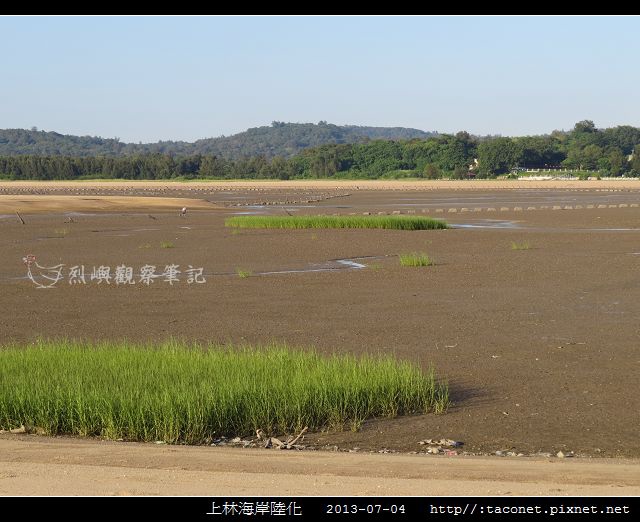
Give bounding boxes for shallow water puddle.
[335,259,367,269]
[257,257,373,276]
[452,220,521,229]
[232,209,268,215]
[232,255,390,277]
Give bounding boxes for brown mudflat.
[1,183,640,462]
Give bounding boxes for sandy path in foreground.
[1,179,640,190]
[0,195,221,214]
[1,437,638,496]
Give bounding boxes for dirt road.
[1,436,638,496]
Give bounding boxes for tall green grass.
[510,241,531,251]
[399,252,433,267]
[0,341,448,444]
[225,215,449,231]
[235,268,253,278]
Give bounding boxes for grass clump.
[510,241,531,250]
[236,268,253,278]
[53,228,69,238]
[0,341,449,444]
[225,215,448,231]
[160,241,175,249]
[399,252,433,267]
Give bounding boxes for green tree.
[199,156,225,178]
[423,163,440,179]
[607,148,626,177]
[477,138,521,176]
[581,144,603,170]
[453,165,469,179]
[574,120,596,134]
[630,145,640,175]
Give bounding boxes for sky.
[0,15,638,143]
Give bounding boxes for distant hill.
[0,122,435,159]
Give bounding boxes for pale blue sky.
[0,16,638,142]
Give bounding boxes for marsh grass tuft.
[0,341,449,443]
[510,241,531,250]
[53,228,69,238]
[399,252,433,267]
[236,268,253,278]
[138,243,152,249]
[160,241,175,249]
[225,215,448,231]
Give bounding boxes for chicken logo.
[23,255,65,289]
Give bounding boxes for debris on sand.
[418,438,463,448]
[264,426,309,450]
[211,426,309,451]
[557,450,574,458]
[417,438,463,455]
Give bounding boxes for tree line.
[1,121,638,180]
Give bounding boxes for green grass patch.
[399,252,433,267]
[0,341,449,443]
[510,241,531,251]
[225,215,449,231]
[235,268,253,278]
[53,227,69,238]
[160,241,175,249]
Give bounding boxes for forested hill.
[2,120,638,181]
[0,122,434,159]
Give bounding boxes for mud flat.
[1,185,639,494]
[0,195,220,215]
